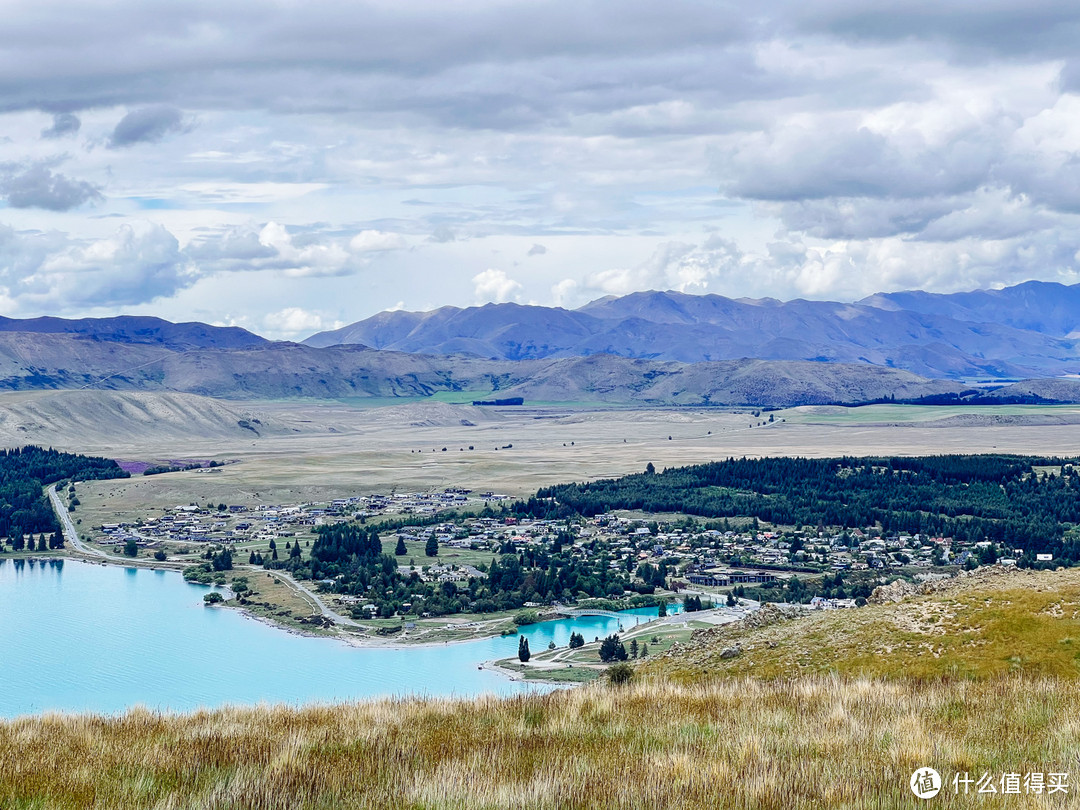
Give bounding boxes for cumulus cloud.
[349,230,406,252]
[574,227,1080,305]
[4,0,1080,319]
[1,164,102,211]
[551,278,579,307]
[40,113,80,139]
[0,222,192,310]
[108,106,190,148]
[585,237,743,297]
[262,307,340,337]
[186,222,402,278]
[472,268,522,303]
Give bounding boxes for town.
[81,484,1031,616]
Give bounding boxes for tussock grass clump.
[1,676,1078,809]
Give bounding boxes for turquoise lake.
[0,557,677,717]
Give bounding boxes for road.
[46,483,358,625]
[272,570,360,627]
[47,484,109,559]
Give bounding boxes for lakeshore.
[0,556,690,715]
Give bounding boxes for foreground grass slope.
[646,567,1080,682]
[4,678,1079,809]
[6,567,1080,809]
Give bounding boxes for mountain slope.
[0,314,268,350]
[0,332,964,407]
[0,390,306,446]
[861,279,1080,337]
[305,283,1080,379]
[646,566,1080,682]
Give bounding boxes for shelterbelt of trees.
[520,455,1080,563]
[268,523,640,619]
[0,446,128,545]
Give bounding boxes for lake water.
[0,558,677,717]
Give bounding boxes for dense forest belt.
[0,676,1074,810]
[0,446,128,545]
[516,454,1080,559]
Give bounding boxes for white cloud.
[551,278,579,307]
[2,1,1080,323]
[0,221,193,310]
[472,268,522,303]
[186,221,388,279]
[262,307,340,337]
[349,230,407,252]
[179,182,328,204]
[584,238,743,296]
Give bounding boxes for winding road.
[271,570,360,627]
[47,484,108,559]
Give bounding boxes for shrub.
[513,610,539,626]
[607,663,634,685]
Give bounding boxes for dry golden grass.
[2,676,1079,809]
[647,567,1080,683]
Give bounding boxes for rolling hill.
[0,333,966,407]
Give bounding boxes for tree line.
[515,455,1080,561]
[0,446,128,549]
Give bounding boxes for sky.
[3,0,1080,339]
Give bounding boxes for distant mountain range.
[305,280,1080,380]
[0,315,267,351]
[0,281,1079,408]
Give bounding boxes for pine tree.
[395,537,407,555]
[518,636,531,662]
[425,536,438,557]
[599,634,628,662]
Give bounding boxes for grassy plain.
[785,402,1080,424]
[54,400,1080,526]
